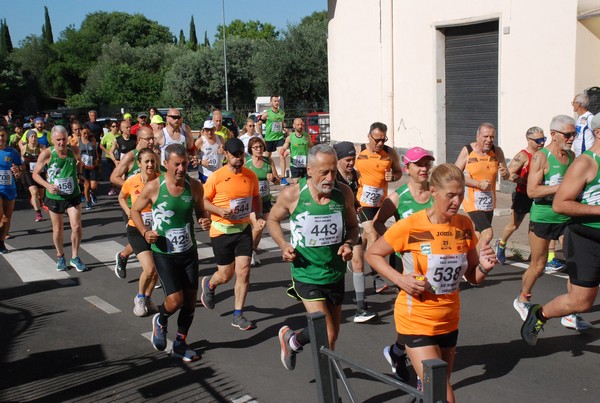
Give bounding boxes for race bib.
[258,180,269,198]
[141,211,153,227]
[474,191,494,211]
[165,224,192,253]
[208,157,218,168]
[230,197,252,220]
[303,212,343,247]
[360,185,384,206]
[29,162,37,171]
[81,154,94,167]
[0,170,12,185]
[292,155,307,168]
[55,177,75,195]
[272,121,283,133]
[426,253,468,294]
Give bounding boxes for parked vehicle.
[305,112,330,144]
[208,110,239,137]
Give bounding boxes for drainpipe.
[389,0,395,148]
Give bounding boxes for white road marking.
[82,240,141,271]
[84,296,121,314]
[2,248,70,282]
[231,395,257,403]
[507,261,568,278]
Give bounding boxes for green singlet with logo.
[577,150,600,230]
[45,147,81,200]
[395,183,433,219]
[290,132,310,168]
[289,177,346,285]
[265,109,285,141]
[151,176,196,254]
[245,156,272,202]
[530,148,572,224]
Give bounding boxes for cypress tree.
[179,29,186,46]
[204,30,210,48]
[189,16,198,51]
[42,6,54,45]
[3,19,13,53]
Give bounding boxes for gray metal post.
[421,359,448,403]
[307,312,339,403]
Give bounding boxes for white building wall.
[328,0,599,161]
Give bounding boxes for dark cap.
[224,138,245,154]
[138,112,148,118]
[333,141,356,160]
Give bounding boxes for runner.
[355,122,403,293]
[79,128,100,210]
[100,120,120,196]
[365,163,497,401]
[32,125,88,272]
[280,118,312,184]
[521,113,600,345]
[332,141,377,323]
[271,144,359,370]
[118,148,160,316]
[195,120,223,183]
[200,138,262,331]
[495,127,545,264]
[514,115,591,331]
[155,108,196,165]
[21,130,46,222]
[245,137,280,266]
[259,96,288,184]
[131,143,211,362]
[0,127,23,254]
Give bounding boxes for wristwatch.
[344,240,354,248]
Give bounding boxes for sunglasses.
[553,130,576,140]
[168,115,182,119]
[370,134,388,144]
[527,136,546,145]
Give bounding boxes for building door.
[443,21,498,163]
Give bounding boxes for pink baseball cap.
[403,147,435,165]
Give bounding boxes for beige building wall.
[328,0,600,161]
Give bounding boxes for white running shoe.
[133,296,148,317]
[251,251,261,266]
[561,314,592,331]
[513,297,531,321]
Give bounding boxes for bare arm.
[526,151,558,199]
[267,185,299,261]
[506,150,528,184]
[388,148,403,182]
[131,178,159,243]
[373,193,400,236]
[32,148,56,192]
[110,150,134,187]
[553,154,600,216]
[455,146,480,189]
[495,147,510,180]
[190,178,211,230]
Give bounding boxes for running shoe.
[85,202,92,211]
[171,339,200,362]
[151,313,167,351]
[374,275,389,293]
[383,345,410,382]
[154,282,162,289]
[561,314,593,331]
[495,240,506,264]
[231,314,254,330]
[521,304,545,346]
[70,256,88,272]
[133,296,147,317]
[353,308,378,323]
[41,203,49,212]
[280,178,289,186]
[200,276,215,309]
[0,241,8,254]
[279,325,299,370]
[90,191,97,205]
[544,258,565,273]
[513,297,531,321]
[114,252,127,279]
[146,297,159,314]
[35,211,43,222]
[81,193,86,203]
[108,188,117,196]
[251,251,261,267]
[57,255,68,271]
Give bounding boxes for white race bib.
[303,212,343,247]
[360,185,384,206]
[55,177,75,195]
[208,157,218,168]
[165,224,192,253]
[426,253,468,294]
[230,197,252,220]
[474,191,494,211]
[29,162,37,171]
[0,170,12,185]
[81,154,94,167]
[142,211,153,227]
[292,155,307,168]
[272,122,283,133]
[258,180,269,198]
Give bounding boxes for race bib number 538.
[426,253,468,294]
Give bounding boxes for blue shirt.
[0,146,23,200]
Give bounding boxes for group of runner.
[3,98,600,401]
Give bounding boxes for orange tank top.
[462,144,498,213]
[355,145,392,208]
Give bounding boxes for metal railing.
[307,312,447,403]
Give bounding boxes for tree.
[0,19,14,57]
[215,19,278,41]
[189,16,198,51]
[204,31,210,48]
[42,6,54,45]
[179,30,186,46]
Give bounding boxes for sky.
[1,0,327,47]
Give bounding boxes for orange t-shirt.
[355,145,392,208]
[383,209,477,336]
[462,145,498,212]
[204,166,259,237]
[121,173,153,227]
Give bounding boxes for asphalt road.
[1,182,599,402]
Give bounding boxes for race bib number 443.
[304,212,343,247]
[426,253,468,294]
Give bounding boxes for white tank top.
[199,135,222,177]
[160,127,187,163]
